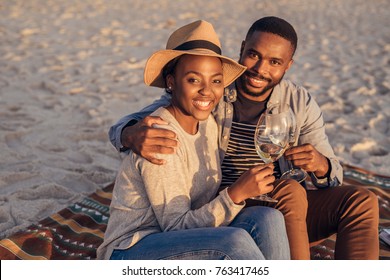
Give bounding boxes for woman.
[97,20,289,260]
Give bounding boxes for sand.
[0,0,389,239]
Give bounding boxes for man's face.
[237,31,294,101]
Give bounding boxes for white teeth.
[249,76,266,85]
[194,101,211,107]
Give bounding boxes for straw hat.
[144,20,246,88]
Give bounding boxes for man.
[109,17,379,259]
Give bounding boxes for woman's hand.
[227,163,275,204]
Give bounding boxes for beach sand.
[0,0,389,239]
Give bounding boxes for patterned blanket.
[0,164,389,260]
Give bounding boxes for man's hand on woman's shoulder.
[121,116,178,165]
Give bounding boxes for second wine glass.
[280,105,308,182]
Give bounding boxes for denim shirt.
[109,80,343,188]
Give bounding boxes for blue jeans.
[110,206,290,260]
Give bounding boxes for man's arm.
[109,93,179,165]
[120,116,178,165]
[109,92,172,152]
[285,87,343,187]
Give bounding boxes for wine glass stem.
[287,159,293,172]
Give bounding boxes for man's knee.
[347,186,379,213]
[356,187,377,203]
[342,185,377,204]
[274,179,306,197]
[273,179,308,209]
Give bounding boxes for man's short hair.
[246,16,298,56]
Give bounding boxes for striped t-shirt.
[220,121,281,189]
[220,121,262,187]
[220,89,282,190]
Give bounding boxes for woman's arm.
[133,143,243,231]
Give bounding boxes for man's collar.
[268,83,282,107]
[223,83,237,103]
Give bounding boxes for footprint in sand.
[5,131,25,149]
[66,150,93,164]
[0,76,10,88]
[351,140,389,160]
[369,114,388,135]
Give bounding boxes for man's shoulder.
[279,79,308,93]
[275,80,317,109]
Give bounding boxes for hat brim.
[144,49,246,88]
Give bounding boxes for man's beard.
[238,71,284,98]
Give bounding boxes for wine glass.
[280,106,308,182]
[253,103,290,203]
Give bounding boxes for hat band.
[173,40,222,55]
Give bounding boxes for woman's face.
[167,55,224,131]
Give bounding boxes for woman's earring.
[167,86,173,93]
